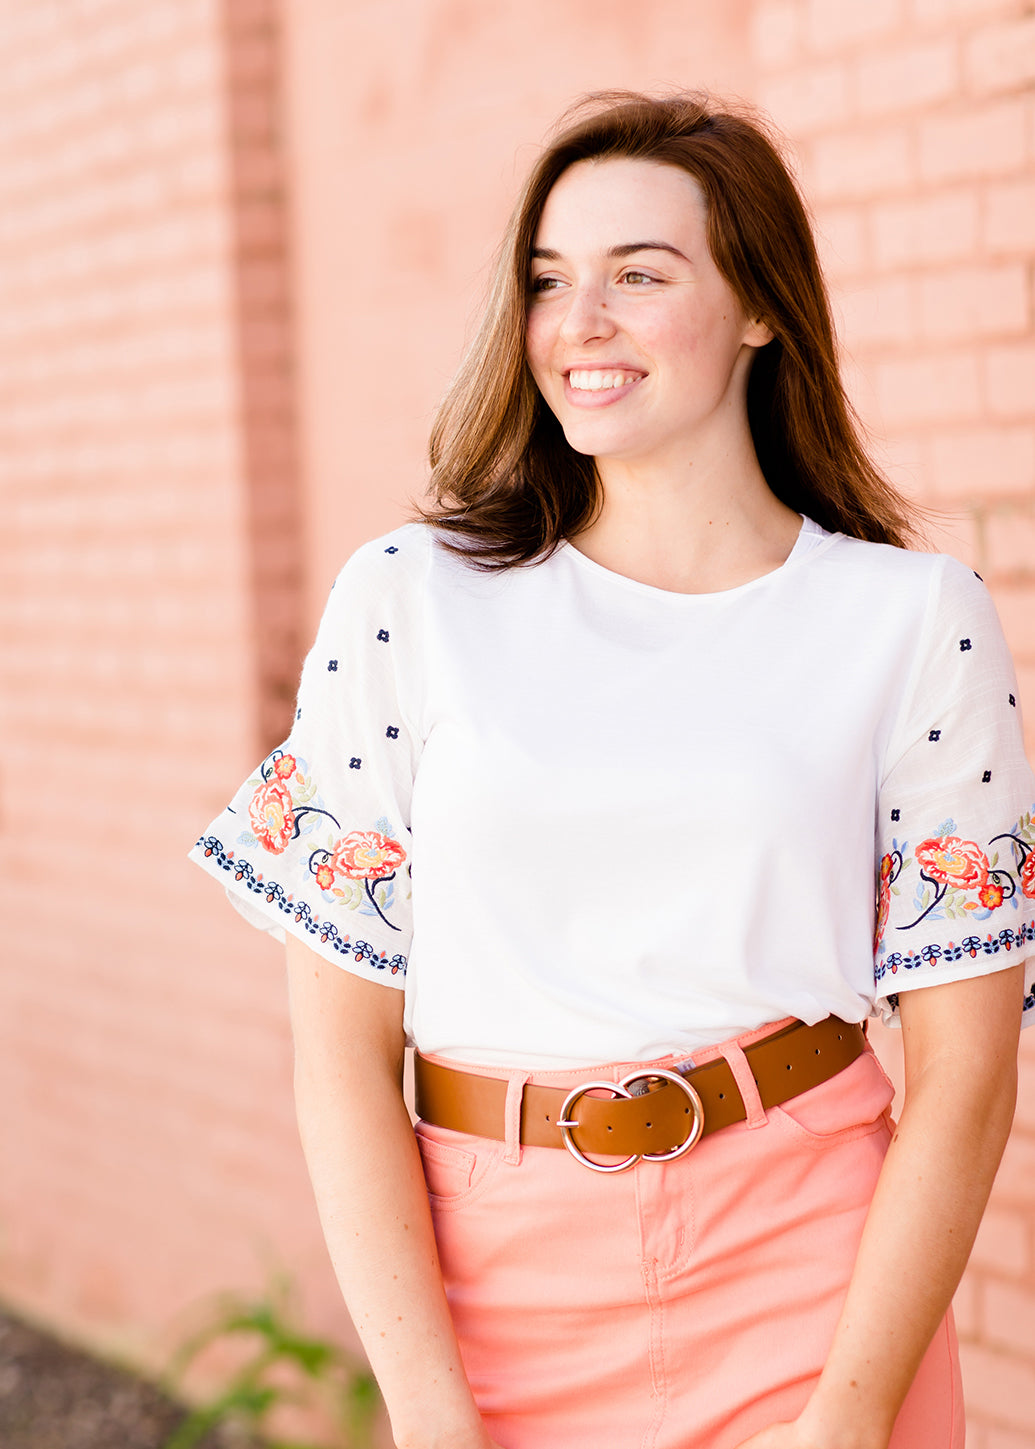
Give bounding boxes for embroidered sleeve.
[188,529,426,986]
[874,557,1035,1028]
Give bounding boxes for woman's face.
[525,157,771,471]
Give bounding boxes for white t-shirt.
[190,518,1035,1067]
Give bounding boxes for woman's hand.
[733,1419,882,1449]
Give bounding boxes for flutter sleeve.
[189,528,427,986]
[874,555,1035,1028]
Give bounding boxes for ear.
[744,315,775,348]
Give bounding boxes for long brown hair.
[422,90,919,566]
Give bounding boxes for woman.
[191,92,1035,1449]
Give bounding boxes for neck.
[575,435,802,595]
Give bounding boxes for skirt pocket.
[414,1121,505,1211]
[768,1047,895,1147]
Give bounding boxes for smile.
[567,369,644,391]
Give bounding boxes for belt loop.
[722,1043,768,1130]
[503,1072,531,1165]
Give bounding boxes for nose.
[557,282,617,345]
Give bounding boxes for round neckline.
[558,517,836,602]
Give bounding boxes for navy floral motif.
[959,639,971,651]
[928,730,941,742]
[195,834,407,975]
[328,659,338,671]
[875,922,1035,985]
[386,725,399,739]
[377,629,390,643]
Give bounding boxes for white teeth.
[568,369,640,391]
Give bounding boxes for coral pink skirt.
[415,1022,963,1449]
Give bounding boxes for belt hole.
[786,1063,792,1070]
[717,1092,725,1100]
[815,1048,821,1056]
[607,1125,613,1132]
[646,1121,652,1129]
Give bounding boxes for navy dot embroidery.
[386,726,399,739]
[327,659,338,672]
[377,629,390,643]
[891,808,900,822]
[296,708,302,721]
[982,770,992,783]
[385,546,399,554]
[1010,694,1016,707]
[959,638,971,651]
[929,729,941,742]
[349,757,362,770]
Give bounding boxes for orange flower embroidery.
[248,779,296,853]
[331,830,406,880]
[978,880,1005,909]
[915,836,989,891]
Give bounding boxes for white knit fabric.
[190,518,1035,1067]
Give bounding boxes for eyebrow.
[531,241,691,263]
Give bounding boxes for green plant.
[161,1281,380,1449]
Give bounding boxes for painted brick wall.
[751,2,1035,1442]
[0,0,328,1379]
[1,0,1032,1439]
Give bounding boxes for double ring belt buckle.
[556,1068,705,1174]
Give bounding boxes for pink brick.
[837,274,916,346]
[961,1343,1035,1432]
[919,99,1028,184]
[805,0,905,54]
[987,1427,1035,1449]
[993,1129,1035,1203]
[953,1269,981,1340]
[984,180,1035,254]
[875,351,981,425]
[969,1204,1030,1275]
[928,426,1035,500]
[965,17,1035,97]
[758,61,851,135]
[985,343,1035,419]
[994,587,1035,665]
[871,189,980,268]
[810,126,914,200]
[985,510,1035,579]
[918,263,1030,342]
[855,37,959,116]
[814,204,868,276]
[921,508,981,568]
[750,0,805,68]
[984,1280,1035,1354]
[1015,1054,1035,1132]
[911,0,1027,23]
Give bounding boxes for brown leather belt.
[415,1017,866,1171]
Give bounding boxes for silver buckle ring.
[557,1069,705,1174]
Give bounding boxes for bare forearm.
[295,1058,488,1449]
[285,940,493,1449]
[799,1059,1015,1447]
[794,970,1024,1449]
